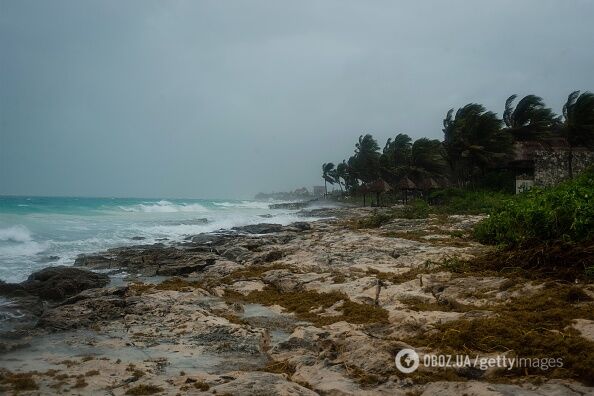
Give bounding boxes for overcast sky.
[1,0,593,199]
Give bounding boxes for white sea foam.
[0,240,47,257]
[212,200,271,209]
[0,198,322,283]
[0,225,33,243]
[119,200,209,213]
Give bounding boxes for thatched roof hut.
[418,177,440,190]
[365,179,392,193]
[397,176,417,190]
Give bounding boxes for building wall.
[534,149,594,187]
[312,186,326,197]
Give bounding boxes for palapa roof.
[365,179,392,193]
[418,177,440,190]
[397,176,417,190]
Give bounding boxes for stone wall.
[534,149,594,187]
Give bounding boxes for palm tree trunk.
[324,180,327,197]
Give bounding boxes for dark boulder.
[156,258,216,276]
[190,233,230,246]
[232,223,284,234]
[0,294,43,338]
[0,280,28,298]
[260,250,284,263]
[287,222,311,231]
[21,266,109,301]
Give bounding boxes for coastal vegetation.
[224,287,389,326]
[322,90,594,197]
[475,167,594,247]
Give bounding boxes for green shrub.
[474,167,594,247]
[430,188,509,215]
[391,199,430,219]
[352,210,393,228]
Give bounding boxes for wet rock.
[34,255,60,263]
[288,221,311,231]
[222,246,253,263]
[21,266,109,301]
[259,250,284,263]
[211,372,318,396]
[0,280,28,298]
[190,233,230,246]
[39,294,126,330]
[156,258,217,276]
[233,223,284,234]
[76,247,219,276]
[0,295,43,338]
[269,201,311,210]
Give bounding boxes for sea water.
[0,196,313,283]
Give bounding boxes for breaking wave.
[212,201,272,209]
[0,225,32,243]
[119,200,209,213]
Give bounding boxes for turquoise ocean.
[0,196,310,283]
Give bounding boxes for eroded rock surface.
[1,208,592,395]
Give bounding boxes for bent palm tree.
[443,104,510,186]
[322,162,335,196]
[503,94,558,141]
[562,91,594,178]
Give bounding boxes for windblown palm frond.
[563,91,594,147]
[504,94,557,140]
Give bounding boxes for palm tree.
[562,91,594,178]
[503,94,558,141]
[411,138,448,176]
[351,134,381,184]
[443,104,510,186]
[322,162,335,196]
[380,133,412,185]
[334,161,348,192]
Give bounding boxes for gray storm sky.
[1,0,593,199]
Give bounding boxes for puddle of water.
[240,303,283,319]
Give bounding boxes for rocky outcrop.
[0,266,110,339]
[38,287,127,330]
[232,223,285,234]
[2,210,593,395]
[75,247,218,276]
[20,266,109,301]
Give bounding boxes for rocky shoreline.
[1,207,593,395]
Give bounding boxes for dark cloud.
[1,0,593,198]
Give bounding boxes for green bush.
[474,167,594,247]
[352,210,393,228]
[430,188,510,215]
[391,199,430,219]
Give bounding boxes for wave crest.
[213,201,271,209]
[119,200,209,213]
[0,225,32,243]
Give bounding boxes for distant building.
[313,186,326,197]
[509,138,594,193]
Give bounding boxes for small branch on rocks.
[374,278,384,306]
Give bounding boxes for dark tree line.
[322,91,594,194]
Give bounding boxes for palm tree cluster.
[322,91,594,196]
